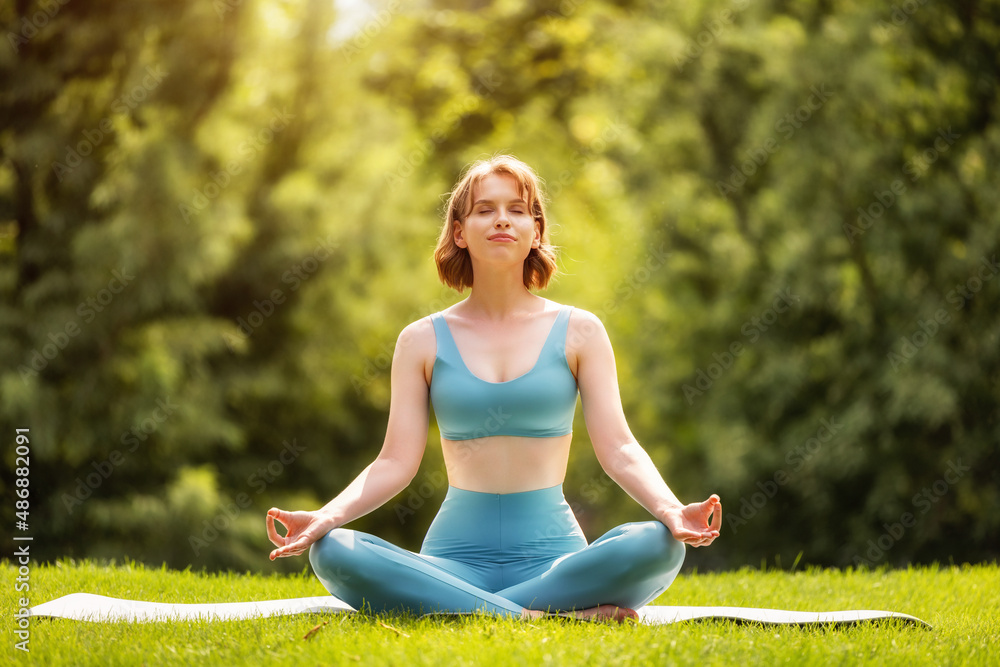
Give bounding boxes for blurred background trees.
[2,0,997,574]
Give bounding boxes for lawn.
[4,560,996,665]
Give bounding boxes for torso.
[440,434,574,494]
[421,298,580,494]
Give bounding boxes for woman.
[266,155,721,621]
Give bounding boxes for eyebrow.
[472,198,528,206]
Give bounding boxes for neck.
[463,262,540,321]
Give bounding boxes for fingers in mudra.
[266,509,295,559]
[705,496,722,535]
[266,510,286,540]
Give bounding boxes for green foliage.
[1,0,997,573]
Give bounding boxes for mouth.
[489,235,516,242]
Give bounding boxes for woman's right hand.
[266,508,338,560]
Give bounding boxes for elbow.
[375,453,421,490]
[597,440,641,479]
[596,449,626,481]
[400,463,421,488]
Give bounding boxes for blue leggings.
[308,484,685,616]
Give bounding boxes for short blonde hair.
[434,155,559,291]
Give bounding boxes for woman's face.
[454,173,540,264]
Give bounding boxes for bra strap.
[430,312,461,363]
[549,305,573,357]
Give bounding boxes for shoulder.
[562,307,615,381]
[541,298,584,320]
[563,306,614,372]
[565,306,608,342]
[393,315,438,366]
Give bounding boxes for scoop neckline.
[435,305,569,385]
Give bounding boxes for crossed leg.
[309,521,685,618]
[308,528,524,616]
[498,521,686,612]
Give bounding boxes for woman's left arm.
[573,309,721,547]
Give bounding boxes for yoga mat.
[30,593,932,628]
[635,605,931,628]
[30,594,353,622]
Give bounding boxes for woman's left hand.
[661,494,722,547]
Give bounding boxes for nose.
[494,211,511,227]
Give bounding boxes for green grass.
[4,560,997,665]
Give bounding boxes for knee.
[634,522,686,575]
[308,528,358,583]
[662,526,686,573]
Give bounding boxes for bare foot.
[562,604,638,623]
[522,604,638,623]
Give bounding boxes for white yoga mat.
[30,593,931,628]
[30,593,353,622]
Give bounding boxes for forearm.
[600,441,684,523]
[317,456,414,528]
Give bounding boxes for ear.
[531,220,541,248]
[452,219,467,248]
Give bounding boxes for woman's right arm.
[267,319,432,559]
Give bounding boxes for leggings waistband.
[422,483,586,563]
[442,483,566,506]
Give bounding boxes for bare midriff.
[441,433,573,494]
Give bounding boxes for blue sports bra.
[429,305,579,441]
